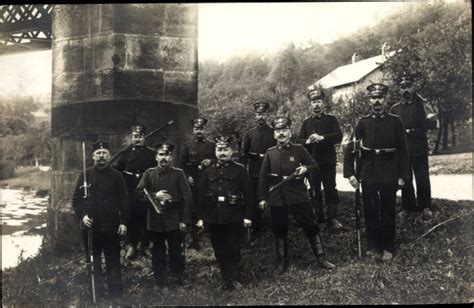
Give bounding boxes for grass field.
[0,167,51,192]
[2,192,472,305]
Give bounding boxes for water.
[1,189,48,270]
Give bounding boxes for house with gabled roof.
[316,43,396,102]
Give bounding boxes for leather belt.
[248,152,265,159]
[123,171,142,178]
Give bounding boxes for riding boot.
[309,234,336,270]
[274,237,282,270]
[280,237,289,274]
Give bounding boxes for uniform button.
[219,179,222,182]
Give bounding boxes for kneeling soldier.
[196,135,253,291]
[258,117,335,273]
[136,143,193,286]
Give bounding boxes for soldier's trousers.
[208,222,243,276]
[310,163,340,219]
[190,185,201,245]
[128,200,149,249]
[251,177,263,231]
[81,230,123,295]
[361,181,397,253]
[270,201,321,239]
[148,229,184,279]
[402,155,432,211]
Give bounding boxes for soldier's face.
[193,127,206,139]
[310,99,324,115]
[274,128,291,144]
[255,112,268,125]
[216,146,233,161]
[131,133,145,146]
[156,150,171,168]
[400,83,413,99]
[92,149,110,168]
[369,96,386,114]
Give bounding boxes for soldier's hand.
[201,159,211,167]
[243,219,252,228]
[117,224,127,236]
[187,176,195,186]
[295,165,308,176]
[349,176,359,189]
[398,178,405,189]
[259,200,267,210]
[196,219,204,229]
[179,222,187,232]
[82,215,93,228]
[156,190,172,201]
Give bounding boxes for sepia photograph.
[1,2,472,305]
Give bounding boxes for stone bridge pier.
[48,4,198,243]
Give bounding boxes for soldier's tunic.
[197,161,253,278]
[242,124,276,228]
[343,112,409,253]
[258,142,320,238]
[72,165,130,294]
[136,166,193,278]
[178,138,216,245]
[390,94,434,211]
[297,113,342,219]
[112,145,156,249]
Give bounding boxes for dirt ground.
[2,192,473,305]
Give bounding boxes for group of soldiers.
[71,74,437,297]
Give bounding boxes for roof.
[316,51,395,89]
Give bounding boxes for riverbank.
[0,167,51,192]
[2,192,473,305]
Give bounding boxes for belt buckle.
[375,149,381,155]
[283,176,288,180]
[217,196,226,202]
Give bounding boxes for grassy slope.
[0,167,51,191]
[2,192,472,305]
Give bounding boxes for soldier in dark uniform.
[72,141,129,297]
[389,75,437,218]
[343,83,409,262]
[136,143,193,286]
[178,118,216,250]
[258,117,336,273]
[112,125,157,259]
[196,135,253,291]
[297,87,344,229]
[242,102,276,236]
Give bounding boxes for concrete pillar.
[48,4,198,243]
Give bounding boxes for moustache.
[159,159,169,163]
[278,134,286,138]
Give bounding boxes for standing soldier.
[242,102,276,236]
[258,117,335,273]
[72,141,129,297]
[136,143,193,286]
[389,75,437,218]
[196,135,253,291]
[298,88,344,229]
[178,118,216,250]
[344,83,409,262]
[112,125,157,259]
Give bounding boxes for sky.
[0,2,417,98]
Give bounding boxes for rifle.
[80,141,96,304]
[143,188,163,215]
[109,120,175,165]
[268,170,299,193]
[350,99,363,258]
